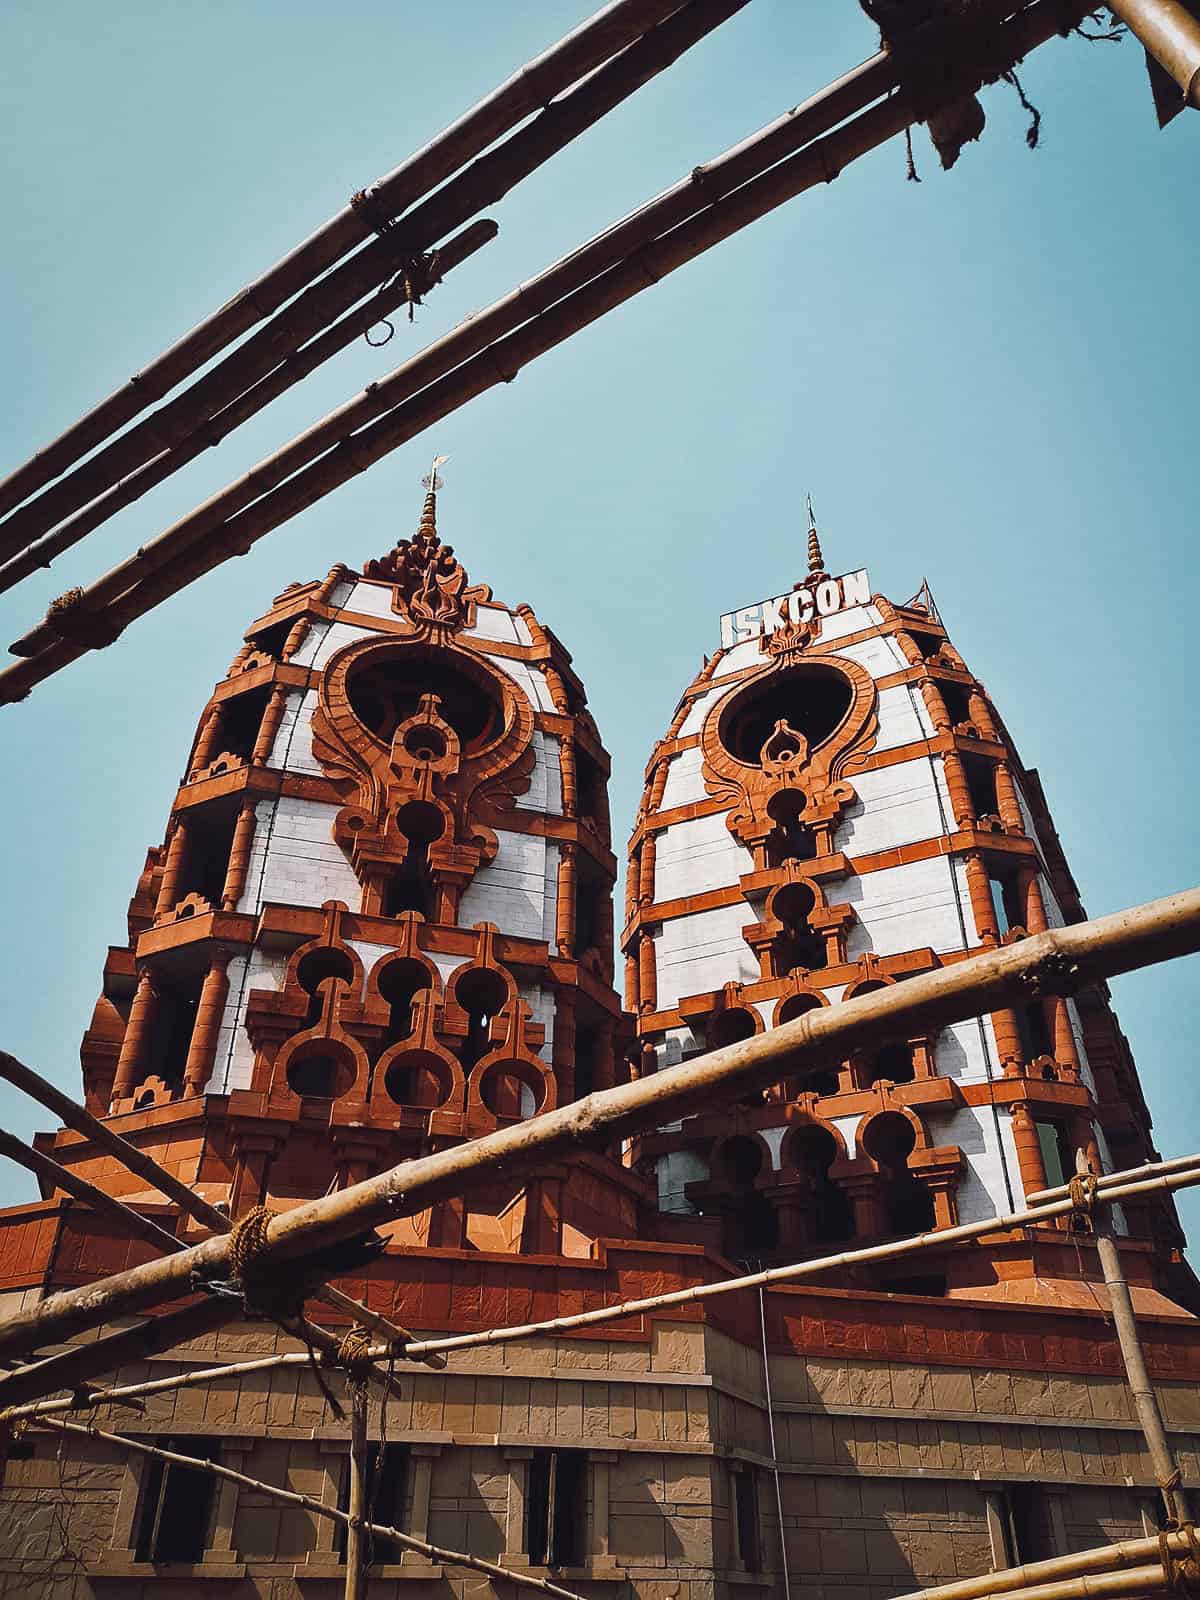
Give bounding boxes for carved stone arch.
[855,1104,930,1164]
[443,924,518,1020]
[779,1113,849,1174]
[699,651,878,855]
[363,915,443,1015]
[369,990,464,1125]
[772,983,829,1028]
[709,1129,774,1190]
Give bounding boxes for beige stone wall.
[1,1317,1196,1599]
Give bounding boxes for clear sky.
[1,2,1197,1241]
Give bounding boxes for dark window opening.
[141,974,203,1094]
[335,1444,410,1564]
[718,663,854,766]
[709,1010,761,1104]
[174,812,237,908]
[209,686,271,765]
[382,802,444,920]
[940,680,973,725]
[862,1113,936,1238]
[456,967,507,1071]
[296,948,355,1029]
[773,883,826,976]
[776,995,838,1096]
[133,1436,217,1564]
[1016,1001,1054,1063]
[733,1469,761,1572]
[765,789,817,867]
[1035,1120,1076,1190]
[1006,1484,1055,1563]
[347,648,503,756]
[575,746,608,837]
[719,1138,779,1257]
[880,1273,947,1297]
[574,858,608,960]
[963,755,999,819]
[989,870,1024,935]
[788,1126,854,1244]
[246,617,293,661]
[287,1051,344,1099]
[480,1063,539,1121]
[526,1449,586,1568]
[866,1040,915,1086]
[908,629,944,662]
[376,959,430,1052]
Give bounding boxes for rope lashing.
[349,186,398,236]
[44,587,122,649]
[1158,1525,1200,1591]
[1068,1170,1099,1228]
[228,1204,302,1320]
[334,1326,375,1385]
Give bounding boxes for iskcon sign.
[719,567,871,649]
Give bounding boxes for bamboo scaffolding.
[33,1415,589,1600]
[0,1049,444,1368]
[1108,0,1200,107]
[890,1530,1200,1600]
[6,1145,1200,1419]
[0,0,689,523]
[0,219,499,596]
[0,884,1196,1369]
[0,0,748,576]
[5,40,898,666]
[0,1127,181,1257]
[345,1380,369,1600]
[1028,1151,1200,1205]
[2,0,1085,696]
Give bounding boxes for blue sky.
[1,2,1197,1239]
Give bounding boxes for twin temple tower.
[0,487,1196,1597]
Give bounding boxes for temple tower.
[72,480,633,1253]
[623,512,1188,1304]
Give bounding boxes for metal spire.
[417,453,449,535]
[806,492,825,577]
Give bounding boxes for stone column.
[1022,870,1049,933]
[190,707,223,775]
[918,678,951,733]
[110,969,159,1104]
[281,616,310,661]
[625,846,640,922]
[942,749,975,827]
[638,831,657,904]
[221,798,258,910]
[559,736,577,816]
[638,931,657,1015]
[1010,1104,1048,1197]
[991,1006,1025,1069]
[503,1448,534,1558]
[588,1450,619,1565]
[154,820,190,918]
[648,760,669,812]
[555,844,577,957]
[184,949,233,1098]
[968,688,998,739]
[994,762,1024,832]
[1053,997,1083,1079]
[251,685,288,765]
[403,1444,442,1564]
[963,851,999,944]
[625,951,640,1013]
[316,563,349,604]
[203,1440,251,1565]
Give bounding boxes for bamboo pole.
[345,1380,369,1600]
[0,0,749,577]
[0,1049,443,1368]
[0,883,1195,1362]
[1108,0,1200,107]
[5,40,898,664]
[0,219,498,596]
[2,0,1085,694]
[890,1531,1200,1600]
[1079,1150,1193,1527]
[0,1127,181,1257]
[0,0,689,524]
[1028,1152,1200,1205]
[33,1416,589,1600]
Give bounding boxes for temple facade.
[0,498,1198,1600]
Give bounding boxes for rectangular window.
[988,870,1024,936]
[335,1444,410,1563]
[1005,1483,1054,1562]
[1015,1001,1054,1063]
[526,1448,586,1568]
[1035,1121,1076,1190]
[133,1436,217,1564]
[733,1467,761,1572]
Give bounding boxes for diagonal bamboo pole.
[1028,1151,1200,1205]
[889,1530,1200,1600]
[0,1127,181,1257]
[5,39,899,663]
[0,0,689,524]
[0,0,750,577]
[33,1416,589,1600]
[6,1148,1200,1417]
[2,0,1087,697]
[0,884,1196,1366]
[0,1049,443,1368]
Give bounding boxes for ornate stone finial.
[806,493,826,578]
[364,454,490,631]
